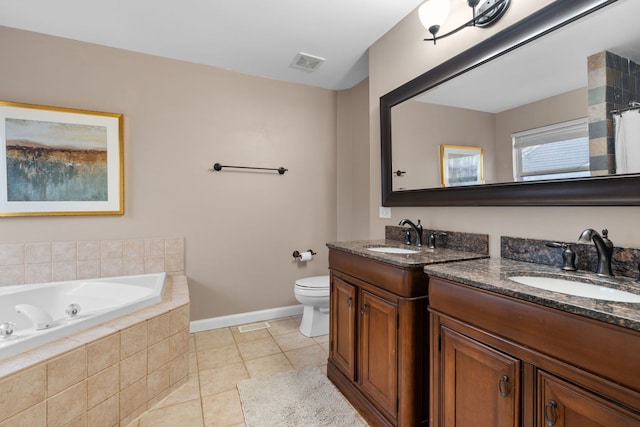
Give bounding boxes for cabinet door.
[441,326,520,427]
[538,370,640,427]
[359,289,398,419]
[330,276,357,380]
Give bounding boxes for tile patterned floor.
[127,316,332,426]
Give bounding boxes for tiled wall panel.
[0,237,184,286]
[588,51,640,175]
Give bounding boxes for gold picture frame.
[0,101,123,216]
[440,144,484,187]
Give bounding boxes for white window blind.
[512,118,590,181]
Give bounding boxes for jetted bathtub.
[0,272,166,359]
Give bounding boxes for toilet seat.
[295,276,329,289]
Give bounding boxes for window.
[512,118,590,182]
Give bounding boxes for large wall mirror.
[381,0,640,206]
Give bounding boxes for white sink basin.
[509,275,640,303]
[367,247,420,254]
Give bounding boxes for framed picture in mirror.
[440,145,484,187]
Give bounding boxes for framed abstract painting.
[0,101,123,216]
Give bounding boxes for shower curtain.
[614,110,640,174]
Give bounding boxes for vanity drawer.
[329,250,428,298]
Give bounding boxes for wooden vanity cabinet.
[331,276,357,380]
[359,288,399,417]
[537,370,640,427]
[328,249,430,427]
[440,326,521,427]
[429,276,640,427]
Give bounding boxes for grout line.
[139,317,328,426]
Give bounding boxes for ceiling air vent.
[290,52,325,72]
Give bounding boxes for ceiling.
[0,0,424,90]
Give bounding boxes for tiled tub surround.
[423,258,640,331]
[501,235,640,279]
[0,275,190,427]
[0,237,185,286]
[0,237,189,426]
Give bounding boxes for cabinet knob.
[347,296,352,308]
[360,303,368,315]
[544,400,558,426]
[498,375,510,397]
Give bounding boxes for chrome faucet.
[578,228,614,277]
[14,304,53,330]
[399,219,423,246]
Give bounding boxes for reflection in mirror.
[440,144,484,187]
[388,0,640,195]
[613,103,640,174]
[511,118,590,182]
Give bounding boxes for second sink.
[367,247,420,254]
[509,275,640,303]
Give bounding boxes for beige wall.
[337,79,371,241]
[0,26,339,320]
[368,1,640,256]
[392,101,496,190]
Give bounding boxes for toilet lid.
[295,275,329,289]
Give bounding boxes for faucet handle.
[403,229,411,245]
[428,231,447,249]
[546,242,577,271]
[0,322,16,340]
[65,304,82,319]
[561,244,577,271]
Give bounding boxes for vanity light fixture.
[419,0,510,44]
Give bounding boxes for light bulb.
[418,0,451,31]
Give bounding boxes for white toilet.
[294,275,330,337]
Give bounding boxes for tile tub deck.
[0,274,190,427]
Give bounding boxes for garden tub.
[0,272,166,360]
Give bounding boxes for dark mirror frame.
[380,0,640,206]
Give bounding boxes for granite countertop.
[423,258,640,331]
[326,239,488,269]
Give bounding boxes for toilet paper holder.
[293,249,317,259]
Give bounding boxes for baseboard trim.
[190,304,304,333]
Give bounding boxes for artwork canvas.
[0,101,123,216]
[440,145,484,187]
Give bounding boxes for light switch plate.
[379,207,392,219]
